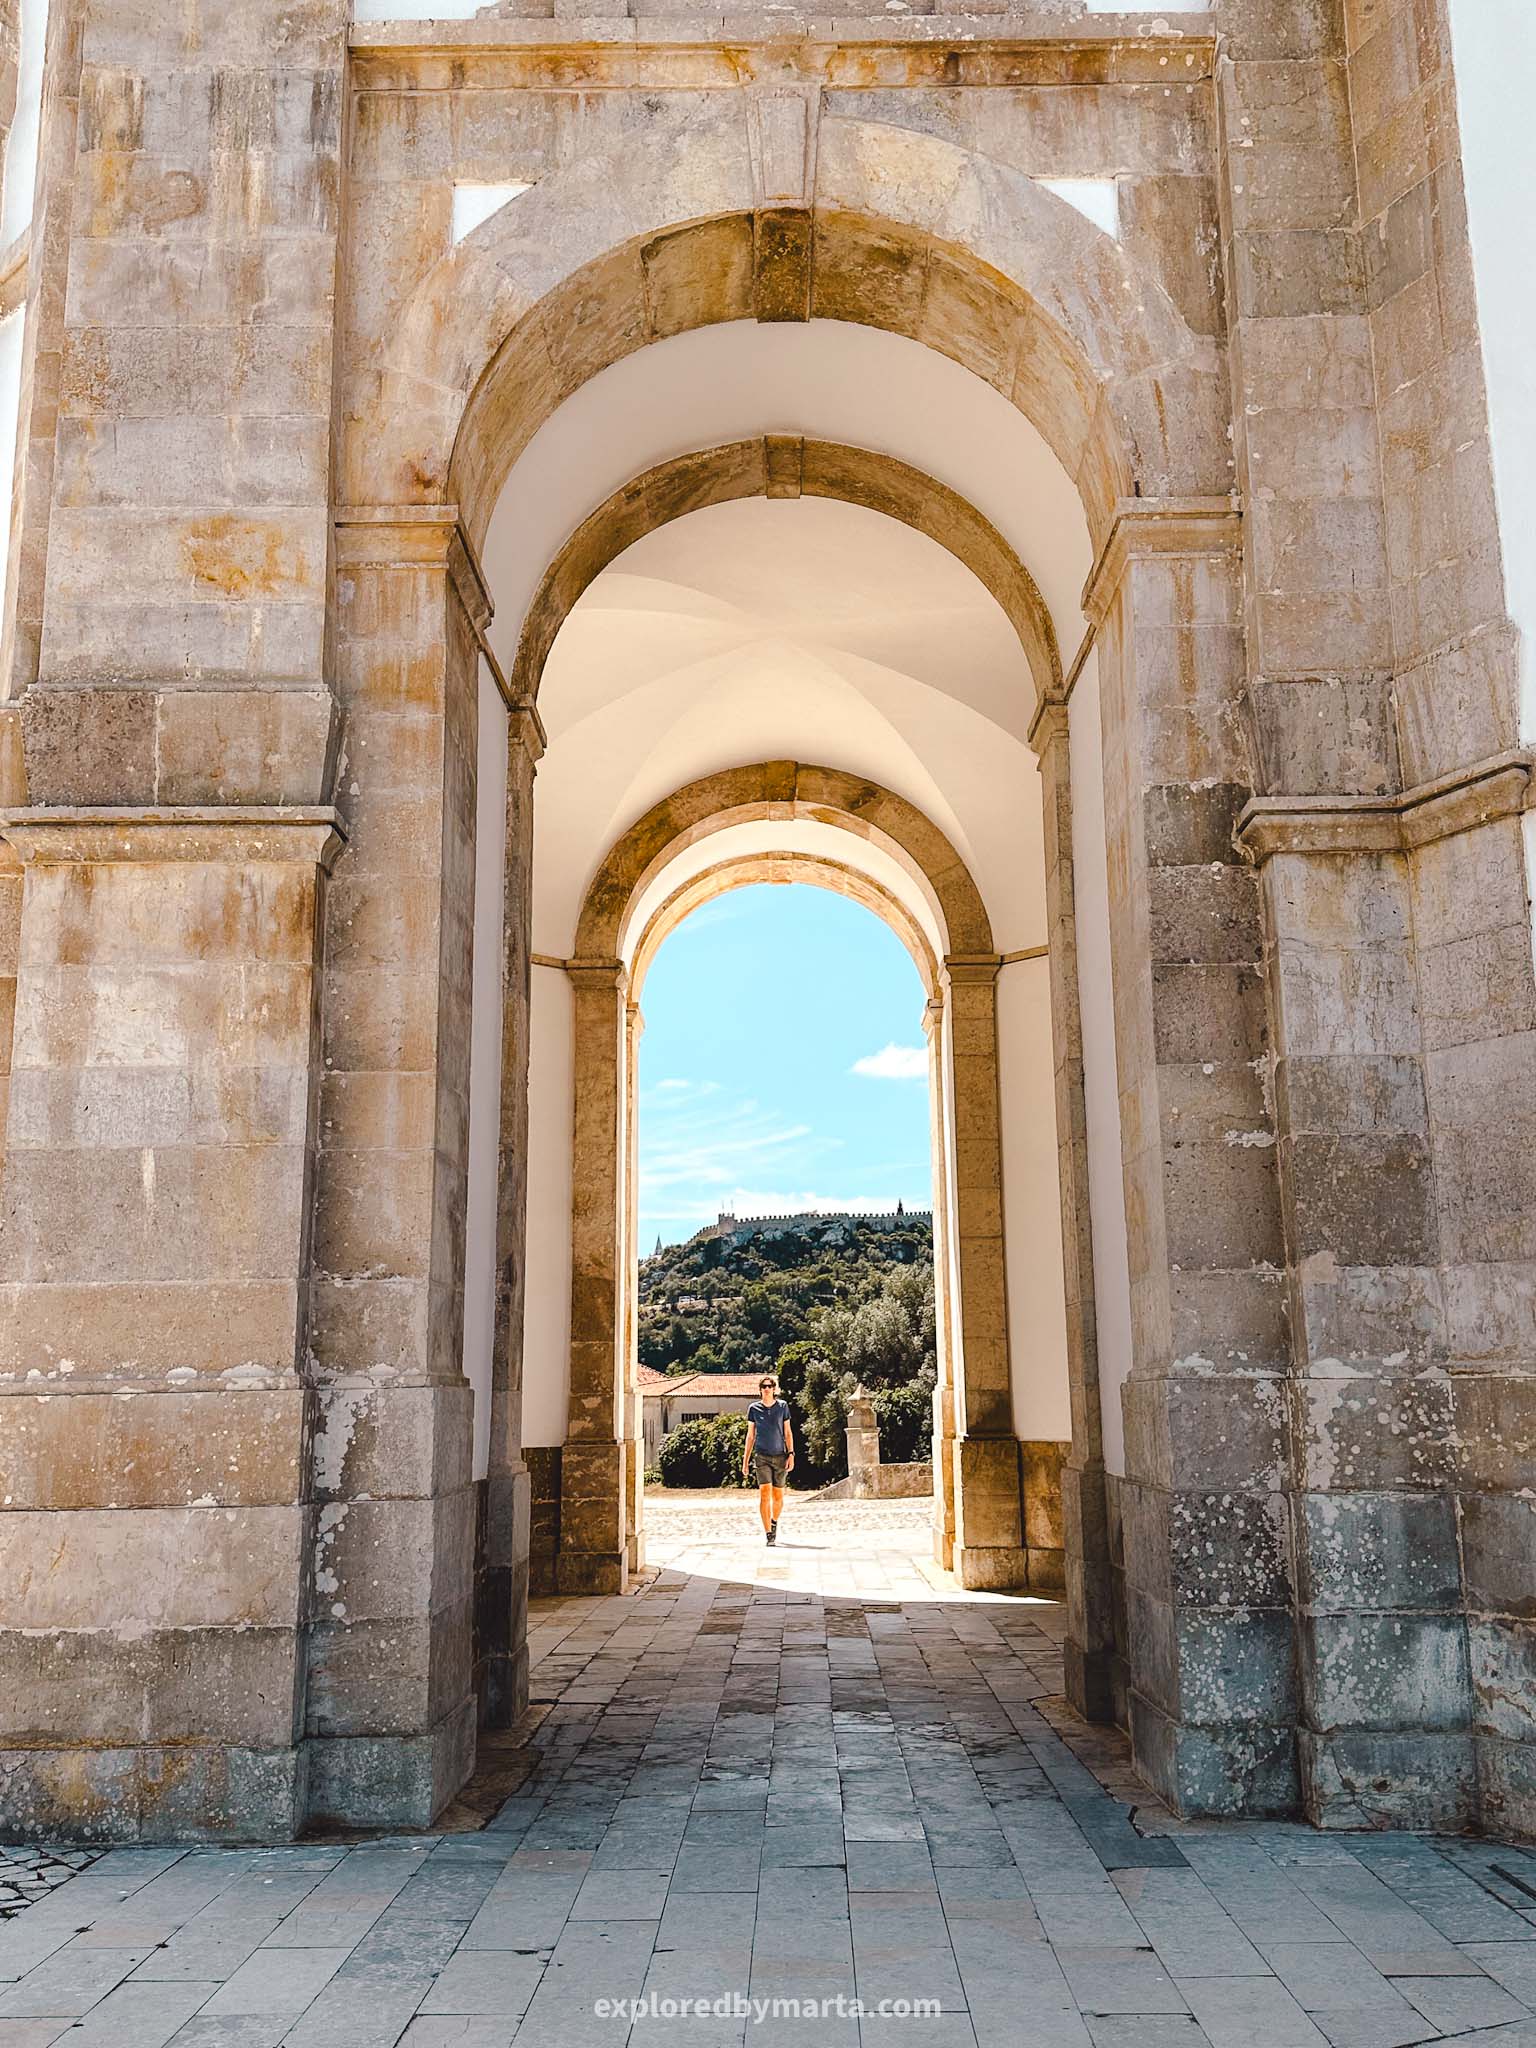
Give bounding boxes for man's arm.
[783,1408,794,1470]
[742,1418,756,1477]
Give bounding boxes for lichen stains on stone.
[181,518,310,601]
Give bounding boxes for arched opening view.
[508,477,1076,1609]
[634,881,939,1554]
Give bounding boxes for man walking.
[742,1375,795,1545]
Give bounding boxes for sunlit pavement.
[3,1495,1536,2045]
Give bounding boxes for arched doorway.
[546,761,1040,1601]
[321,105,1268,1826]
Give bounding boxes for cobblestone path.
[2,1500,1535,2045]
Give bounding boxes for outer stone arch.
[555,762,1026,1598]
[342,108,1232,546]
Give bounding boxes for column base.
[1130,1691,1300,1820]
[951,1432,1028,1590]
[952,1542,1030,1592]
[477,1463,531,1729]
[0,1742,306,1846]
[304,1696,477,1832]
[555,1441,628,1595]
[1300,1728,1477,1834]
[555,1550,629,1596]
[1064,1638,1117,1724]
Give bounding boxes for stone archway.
[510,436,1062,720]
[551,762,1025,1602]
[342,106,1231,544]
[327,104,1269,1825]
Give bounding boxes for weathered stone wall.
[0,0,1532,1845]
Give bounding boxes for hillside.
[637,1214,933,1379]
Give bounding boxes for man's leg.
[770,1484,785,1530]
[758,1482,774,1533]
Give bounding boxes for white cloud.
[654,1078,691,1092]
[639,1086,837,1215]
[851,1043,928,1081]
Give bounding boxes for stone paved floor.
[4,1495,1536,2046]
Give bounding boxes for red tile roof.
[641,1372,762,1398]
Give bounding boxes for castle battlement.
[713,1205,932,1244]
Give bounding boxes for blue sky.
[638,883,934,1249]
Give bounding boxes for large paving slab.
[1,1498,1534,2046]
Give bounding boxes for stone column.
[944,953,1028,1591]
[1032,697,1116,1720]
[846,1385,880,1491]
[0,806,341,1842]
[621,995,644,1575]
[924,994,957,1571]
[560,955,630,1594]
[1213,0,1398,804]
[1092,504,1297,1818]
[305,511,488,1828]
[1241,758,1536,1835]
[482,701,542,1729]
[16,0,346,811]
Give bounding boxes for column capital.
[565,954,628,994]
[943,952,1003,987]
[0,804,348,869]
[1027,694,1070,754]
[334,503,493,636]
[1080,495,1242,629]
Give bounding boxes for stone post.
[944,953,1028,1590]
[846,1384,880,1486]
[1092,505,1298,1818]
[305,511,487,1828]
[0,807,342,1841]
[560,955,630,1593]
[924,993,957,1570]
[622,995,645,1575]
[1031,696,1116,1720]
[482,700,542,1729]
[1240,759,1536,1834]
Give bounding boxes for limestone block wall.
[0,813,340,1841]
[0,0,1532,1845]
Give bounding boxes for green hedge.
[656,1413,750,1487]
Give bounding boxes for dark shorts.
[753,1454,787,1487]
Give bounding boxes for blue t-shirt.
[748,1399,790,1457]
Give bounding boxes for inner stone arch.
[542,761,1051,1602]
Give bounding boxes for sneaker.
[765,1525,776,1546]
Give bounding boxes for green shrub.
[656,1413,750,1488]
[873,1370,935,1463]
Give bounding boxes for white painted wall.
[480,321,1092,682]
[997,953,1071,1442]
[0,307,22,609]
[463,662,509,1478]
[1446,0,1536,730]
[1068,657,1132,1477]
[515,496,1066,1452]
[354,0,485,15]
[2,0,46,250]
[523,963,574,1446]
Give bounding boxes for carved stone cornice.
[0,805,348,869]
[334,503,493,626]
[944,952,1003,987]
[334,504,548,739]
[1235,749,1535,863]
[565,955,628,994]
[1079,496,1241,630]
